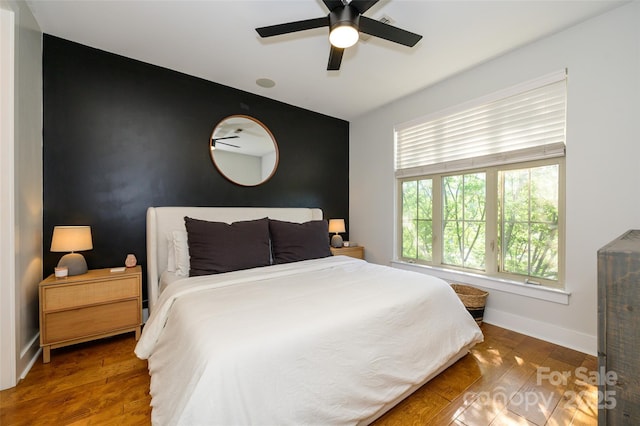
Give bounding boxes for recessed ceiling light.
[256,78,276,88]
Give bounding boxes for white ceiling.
[26,0,625,121]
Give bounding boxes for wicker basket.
[451,284,488,325]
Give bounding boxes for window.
[401,179,433,261]
[499,163,559,281]
[396,72,566,288]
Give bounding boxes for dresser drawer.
[42,299,140,344]
[42,276,140,311]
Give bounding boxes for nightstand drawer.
[43,276,140,311]
[42,299,140,343]
[330,246,364,259]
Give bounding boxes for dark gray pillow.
[184,216,271,276]
[269,219,331,264]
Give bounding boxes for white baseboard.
[483,307,597,356]
[18,333,41,382]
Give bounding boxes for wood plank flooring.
[0,324,597,425]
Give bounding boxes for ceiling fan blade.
[349,0,379,15]
[327,45,344,71]
[212,136,239,141]
[322,0,346,11]
[218,141,240,148]
[256,17,328,38]
[359,16,422,47]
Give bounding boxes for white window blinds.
[395,71,567,178]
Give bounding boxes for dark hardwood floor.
[0,323,597,425]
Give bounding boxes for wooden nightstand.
[330,246,364,259]
[39,266,142,363]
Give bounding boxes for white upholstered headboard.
[146,206,323,312]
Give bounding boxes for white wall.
[215,149,261,184]
[261,150,277,181]
[0,3,17,391]
[350,2,640,355]
[0,0,42,390]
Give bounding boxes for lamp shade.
[328,219,346,234]
[50,226,93,252]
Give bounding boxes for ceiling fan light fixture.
[329,24,359,48]
[328,5,360,49]
[255,0,422,71]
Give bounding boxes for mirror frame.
[209,115,279,187]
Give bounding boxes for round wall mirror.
[209,115,279,186]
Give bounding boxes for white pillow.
[172,230,190,277]
[166,230,189,276]
[167,235,176,272]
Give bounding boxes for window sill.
[390,260,570,305]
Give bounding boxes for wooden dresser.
[39,266,142,363]
[597,230,640,424]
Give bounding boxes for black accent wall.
[43,35,349,301]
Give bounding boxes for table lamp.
[50,226,93,276]
[329,219,346,248]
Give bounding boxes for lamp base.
[57,252,88,276]
[331,234,344,248]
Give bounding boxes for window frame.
[397,156,565,289]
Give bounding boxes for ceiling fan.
[211,136,240,150]
[255,0,422,71]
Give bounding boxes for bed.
[136,206,483,425]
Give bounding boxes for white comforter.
[136,256,483,426]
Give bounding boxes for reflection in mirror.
[209,115,279,186]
